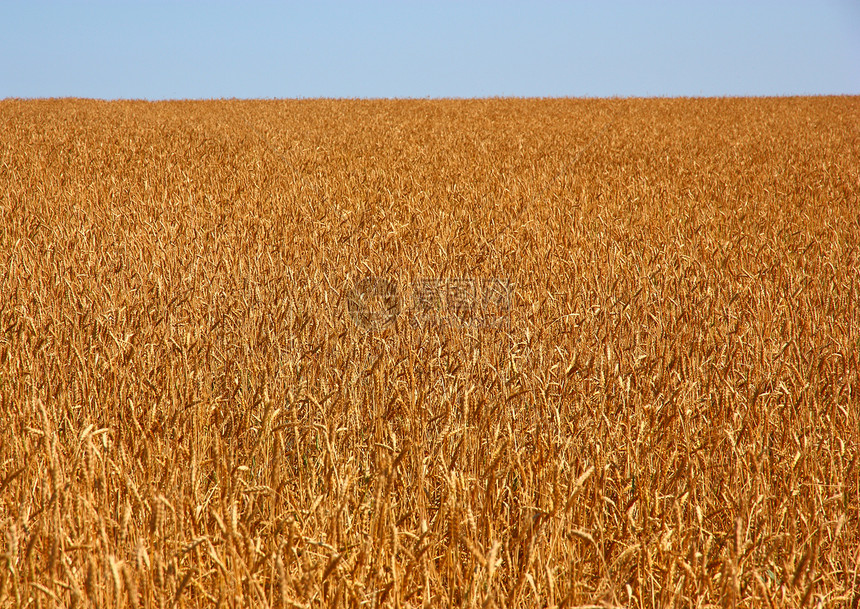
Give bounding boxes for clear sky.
[2,1,858,99]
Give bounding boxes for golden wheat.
[0,97,858,607]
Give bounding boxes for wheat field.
[1,97,858,607]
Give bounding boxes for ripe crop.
[1,97,858,607]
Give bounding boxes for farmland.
[1,97,858,607]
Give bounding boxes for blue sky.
[2,1,859,99]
